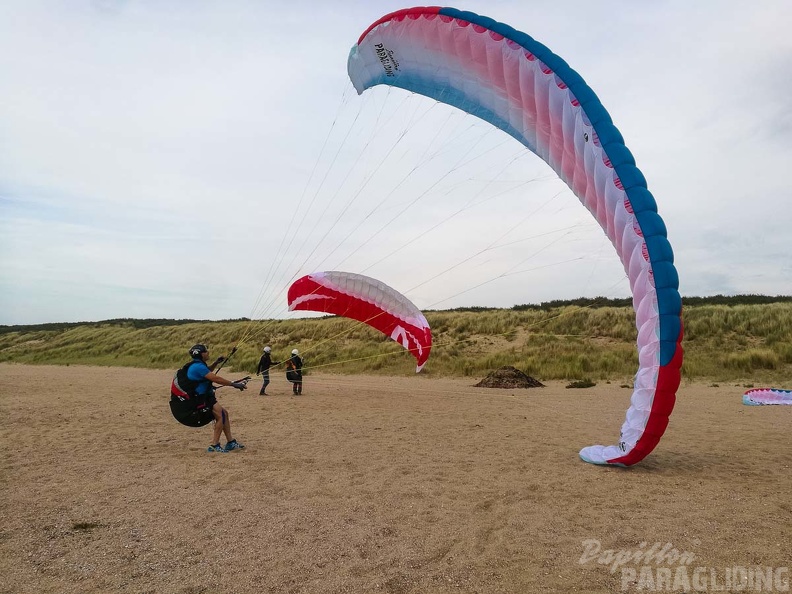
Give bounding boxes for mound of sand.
[474,365,545,388]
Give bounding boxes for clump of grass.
[566,379,596,389]
[722,349,779,372]
[72,522,100,531]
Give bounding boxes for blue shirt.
[186,359,213,395]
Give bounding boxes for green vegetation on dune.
[1,296,790,384]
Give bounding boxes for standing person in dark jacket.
[286,348,303,395]
[256,346,275,395]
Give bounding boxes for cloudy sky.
[1,1,790,325]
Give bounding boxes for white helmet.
[292,349,299,355]
[264,346,271,353]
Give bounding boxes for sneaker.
[207,444,225,453]
[224,440,245,452]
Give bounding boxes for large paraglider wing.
[287,271,432,372]
[348,7,684,466]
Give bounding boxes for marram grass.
[1,303,791,384]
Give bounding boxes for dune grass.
[2,301,790,384]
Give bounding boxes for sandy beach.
[1,363,790,593]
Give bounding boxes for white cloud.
[1,1,790,324]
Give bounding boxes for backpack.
[171,360,203,401]
[169,361,214,427]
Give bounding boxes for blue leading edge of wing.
[438,7,682,366]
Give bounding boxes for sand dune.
[1,363,789,593]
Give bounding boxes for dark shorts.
[169,393,217,428]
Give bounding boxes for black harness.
[169,360,215,427]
